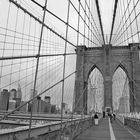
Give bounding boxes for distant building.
[113,101,118,111]
[51,105,57,113]
[118,96,130,113]
[44,96,51,103]
[87,79,94,114]
[36,96,41,113]
[32,96,42,113]
[44,103,51,113]
[28,102,32,112]
[31,96,52,113]
[54,105,60,114]
[17,84,22,99]
[13,98,21,109]
[43,96,51,113]
[20,101,27,112]
[8,100,16,111]
[62,102,68,110]
[0,89,10,111]
[62,102,68,114]
[28,89,38,112]
[9,89,17,100]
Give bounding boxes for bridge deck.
[75,118,140,140]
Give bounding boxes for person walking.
[94,113,99,125]
[113,113,116,120]
[108,112,113,123]
[103,111,105,118]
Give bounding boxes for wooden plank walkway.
[75,118,140,140]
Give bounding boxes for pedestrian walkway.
[112,119,140,140]
[75,118,140,140]
[75,119,110,140]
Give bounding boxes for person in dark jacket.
[94,113,98,119]
[113,113,116,120]
[94,113,99,125]
[103,111,105,118]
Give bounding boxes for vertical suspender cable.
[28,0,48,138]
[0,2,11,90]
[95,0,105,45]
[111,0,128,45]
[118,2,124,45]
[119,0,126,45]
[60,0,70,139]
[122,0,129,45]
[126,0,134,43]
[88,0,90,47]
[77,0,81,46]
[9,6,19,90]
[90,0,93,47]
[132,0,140,43]
[83,0,86,45]
[109,0,118,44]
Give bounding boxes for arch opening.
[87,67,104,114]
[112,67,130,113]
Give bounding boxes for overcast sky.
[99,0,114,33]
[0,0,130,111]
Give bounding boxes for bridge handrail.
[116,114,125,124]
[0,116,92,139]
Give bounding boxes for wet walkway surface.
[75,118,140,140]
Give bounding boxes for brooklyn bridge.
[0,0,140,139]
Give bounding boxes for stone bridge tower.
[74,43,140,114]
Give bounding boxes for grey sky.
[99,0,114,35]
[0,0,131,111]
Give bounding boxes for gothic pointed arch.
[111,62,131,81]
[87,67,104,113]
[87,64,104,82]
[112,66,130,113]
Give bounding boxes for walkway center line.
[109,118,116,140]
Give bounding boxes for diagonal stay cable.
[113,0,140,44]
[111,0,131,43]
[61,86,88,139]
[30,0,100,46]
[9,0,77,48]
[109,0,118,44]
[95,0,105,44]
[0,71,76,121]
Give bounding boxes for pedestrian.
[108,112,113,123]
[113,113,116,120]
[103,111,105,118]
[94,113,99,125]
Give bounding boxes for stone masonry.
[74,43,140,114]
